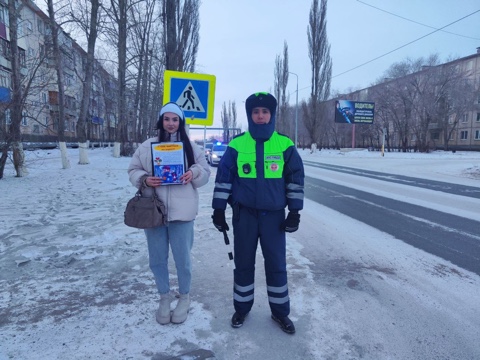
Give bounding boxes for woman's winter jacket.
[128,137,210,222]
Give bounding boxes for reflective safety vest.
[229,131,291,179]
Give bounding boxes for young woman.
[128,102,210,324]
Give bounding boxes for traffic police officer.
[212,92,305,334]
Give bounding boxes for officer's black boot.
[231,312,248,328]
[271,314,296,334]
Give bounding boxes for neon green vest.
[229,131,294,179]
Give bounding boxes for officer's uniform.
[212,92,304,319]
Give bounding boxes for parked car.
[208,143,228,166]
[204,143,213,162]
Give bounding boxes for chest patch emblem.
[270,163,279,172]
[242,163,251,174]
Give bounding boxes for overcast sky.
[195,0,480,129]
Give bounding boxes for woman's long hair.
[157,114,196,168]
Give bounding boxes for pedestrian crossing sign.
[163,70,216,126]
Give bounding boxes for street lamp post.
[289,72,299,148]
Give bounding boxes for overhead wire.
[331,8,480,80]
[356,0,480,41]
[296,6,480,93]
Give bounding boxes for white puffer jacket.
[128,137,211,222]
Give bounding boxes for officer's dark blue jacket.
[212,131,304,212]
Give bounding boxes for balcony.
[0,87,11,103]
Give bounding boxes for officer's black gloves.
[282,211,300,233]
[212,209,229,232]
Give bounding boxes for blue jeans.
[144,221,194,295]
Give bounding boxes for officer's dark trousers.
[232,205,290,318]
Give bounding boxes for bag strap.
[138,175,160,200]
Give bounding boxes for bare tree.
[147,59,166,138]
[374,54,477,152]
[439,73,478,150]
[220,100,238,142]
[0,1,54,178]
[162,0,200,72]
[47,0,71,169]
[304,0,332,147]
[6,0,27,177]
[230,100,238,137]
[274,41,289,135]
[414,61,478,152]
[129,0,161,143]
[101,0,199,156]
[104,0,131,157]
[221,101,229,142]
[68,0,102,164]
[373,56,438,152]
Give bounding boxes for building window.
[25,20,32,33]
[461,113,468,122]
[475,130,480,140]
[0,4,9,27]
[19,48,26,66]
[17,20,23,38]
[431,132,440,140]
[40,69,46,83]
[64,73,74,87]
[0,68,10,87]
[33,125,40,134]
[0,38,11,59]
[21,112,27,126]
[63,54,74,70]
[460,130,468,140]
[477,113,480,122]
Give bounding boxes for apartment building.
[0,0,118,145]
[332,48,480,151]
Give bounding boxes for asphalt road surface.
[304,164,480,275]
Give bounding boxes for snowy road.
[304,168,480,275]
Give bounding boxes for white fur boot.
[171,293,190,324]
[156,293,172,325]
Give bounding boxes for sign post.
[381,127,386,157]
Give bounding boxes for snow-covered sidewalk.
[1,147,479,359]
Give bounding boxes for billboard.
[335,100,375,124]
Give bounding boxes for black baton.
[222,230,233,260]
